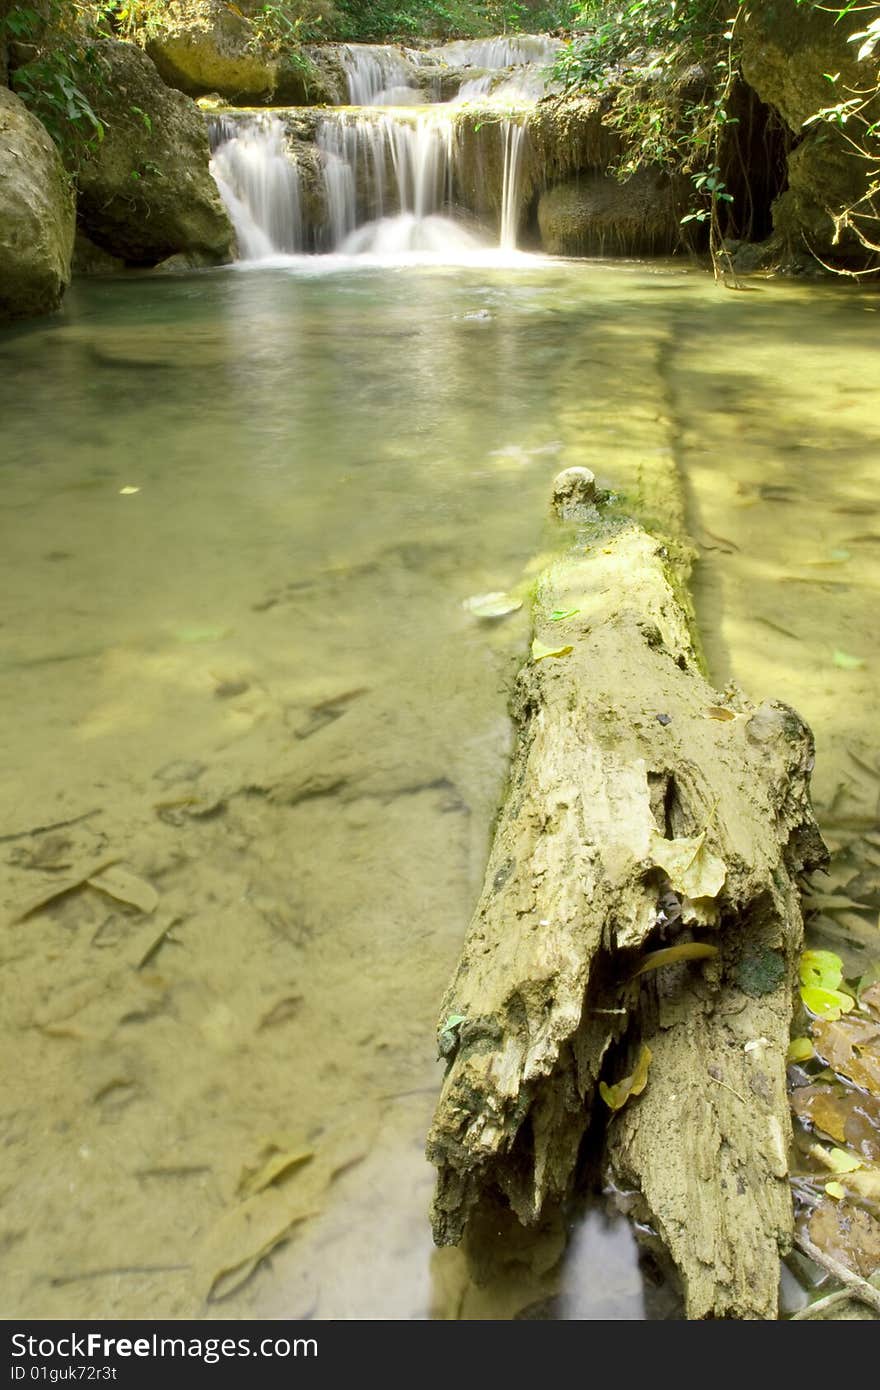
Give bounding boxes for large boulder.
[0,87,75,321]
[76,40,235,265]
[741,0,880,260]
[537,169,683,257]
[142,1,343,104]
[145,0,276,102]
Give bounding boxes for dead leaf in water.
[807,1198,880,1280]
[237,1145,314,1200]
[705,705,737,722]
[10,855,121,923]
[199,1191,316,1302]
[88,865,158,914]
[813,1016,880,1095]
[790,1083,880,1159]
[860,981,880,1019]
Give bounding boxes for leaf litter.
[789,933,880,1303]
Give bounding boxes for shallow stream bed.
[1,258,877,1319]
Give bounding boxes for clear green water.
[0,259,877,1319]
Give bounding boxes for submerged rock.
[0,87,75,322]
[537,169,683,257]
[76,40,235,266]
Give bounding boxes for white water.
[338,43,422,105]
[209,35,551,260]
[316,110,465,252]
[500,118,526,251]
[428,34,562,68]
[209,115,305,258]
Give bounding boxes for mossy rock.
[537,169,684,258]
[0,87,75,322]
[76,40,235,266]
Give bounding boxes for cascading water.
[500,119,526,252]
[209,115,305,258]
[315,110,469,254]
[338,43,422,105]
[208,34,551,261]
[428,34,562,68]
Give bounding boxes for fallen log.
[426,467,825,1320]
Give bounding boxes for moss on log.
[426,467,824,1320]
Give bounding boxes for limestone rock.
[75,40,235,265]
[538,169,683,257]
[145,0,276,102]
[741,0,880,260]
[72,231,125,278]
[0,87,75,322]
[142,2,343,105]
[741,0,871,133]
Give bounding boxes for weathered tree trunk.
[426,468,824,1320]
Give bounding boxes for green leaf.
[825,1147,862,1174]
[799,949,845,992]
[787,1036,814,1063]
[800,984,856,1020]
[550,608,579,621]
[833,649,865,669]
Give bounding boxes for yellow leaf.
[599,1044,652,1112]
[705,705,736,721]
[631,942,718,978]
[648,829,726,902]
[531,639,573,662]
[824,1181,846,1200]
[825,1147,863,1174]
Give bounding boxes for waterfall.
[209,115,304,259]
[429,35,562,68]
[315,110,473,255]
[338,43,422,105]
[208,35,546,260]
[500,118,527,252]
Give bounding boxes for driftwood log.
[426,466,825,1320]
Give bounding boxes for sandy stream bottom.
[0,261,877,1320]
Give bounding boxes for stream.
[1,253,877,1319]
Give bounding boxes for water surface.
[1,259,877,1319]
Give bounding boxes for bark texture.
[427,471,824,1319]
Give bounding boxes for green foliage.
[331,0,577,41]
[552,2,745,262]
[2,3,110,164]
